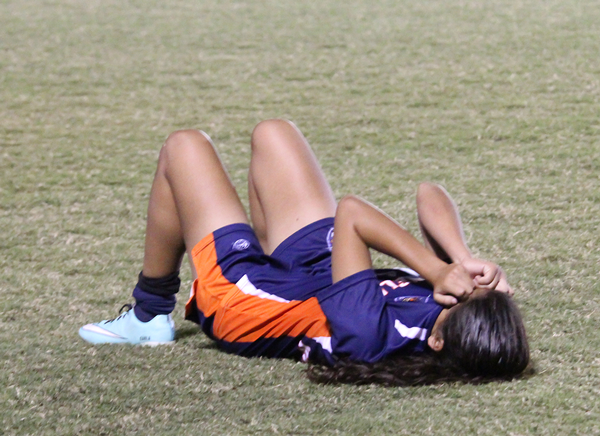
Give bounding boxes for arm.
[416,182,513,295]
[331,195,475,306]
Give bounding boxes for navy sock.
[132,271,180,322]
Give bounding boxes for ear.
[427,334,444,352]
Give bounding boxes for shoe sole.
[141,340,176,347]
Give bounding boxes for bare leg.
[78,130,249,344]
[247,119,337,253]
[247,175,268,250]
[142,129,248,279]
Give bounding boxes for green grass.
[2,0,600,434]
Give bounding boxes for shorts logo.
[326,227,334,252]
[232,239,251,251]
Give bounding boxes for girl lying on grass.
[80,119,530,386]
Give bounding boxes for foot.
[79,304,175,345]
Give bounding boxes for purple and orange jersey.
[185,219,443,365]
[304,269,443,364]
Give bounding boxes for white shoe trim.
[81,324,126,339]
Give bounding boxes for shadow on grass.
[175,324,202,341]
[175,325,221,350]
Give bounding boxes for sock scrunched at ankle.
[137,271,181,296]
[132,271,180,322]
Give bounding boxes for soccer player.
[79,119,529,385]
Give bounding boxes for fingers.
[474,265,514,295]
[432,259,516,308]
[462,258,494,285]
[492,272,514,296]
[448,264,476,300]
[462,258,514,296]
[433,293,458,307]
[473,265,501,289]
[433,264,475,307]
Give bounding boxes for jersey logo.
[326,227,334,252]
[394,319,427,341]
[232,239,250,251]
[393,295,431,303]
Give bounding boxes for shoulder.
[316,269,442,363]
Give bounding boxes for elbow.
[334,195,364,228]
[417,182,439,198]
[417,182,444,208]
[336,195,364,218]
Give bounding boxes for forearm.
[416,183,513,294]
[416,182,472,263]
[332,195,448,283]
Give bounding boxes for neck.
[432,308,449,337]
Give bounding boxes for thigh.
[161,130,249,251]
[248,119,337,253]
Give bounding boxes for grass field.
[2,0,600,434]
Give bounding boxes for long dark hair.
[307,291,531,386]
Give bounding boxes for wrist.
[420,258,452,285]
[451,250,472,265]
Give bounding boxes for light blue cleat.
[79,305,175,346]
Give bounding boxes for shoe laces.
[105,304,134,323]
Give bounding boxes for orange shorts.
[185,222,333,359]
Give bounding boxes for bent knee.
[251,119,298,151]
[164,129,213,149]
[252,118,295,137]
[161,129,212,155]
[158,129,215,166]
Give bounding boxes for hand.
[460,257,514,296]
[431,263,475,307]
